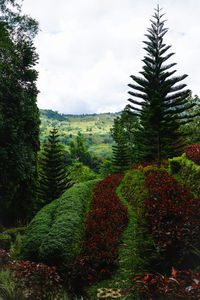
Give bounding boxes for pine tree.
[111,119,131,173]
[127,6,199,166]
[39,127,71,204]
[0,0,40,225]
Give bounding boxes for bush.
[133,268,200,299]
[10,261,62,299]
[22,180,98,266]
[0,249,62,299]
[120,169,148,218]
[0,234,11,251]
[0,249,12,269]
[169,153,200,197]
[69,174,128,291]
[145,169,200,271]
[184,144,200,165]
[168,157,182,174]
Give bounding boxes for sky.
[22,0,200,114]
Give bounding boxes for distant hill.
[39,109,120,158]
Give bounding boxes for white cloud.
[22,0,200,113]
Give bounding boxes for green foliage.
[0,235,11,251]
[127,6,198,165]
[121,169,148,218]
[121,170,162,270]
[0,0,40,225]
[111,117,131,173]
[181,94,200,145]
[6,227,26,240]
[10,233,25,260]
[68,162,99,183]
[169,153,200,197]
[99,157,113,177]
[39,127,71,205]
[22,180,98,267]
[39,109,116,158]
[169,156,182,174]
[0,269,26,300]
[111,108,139,163]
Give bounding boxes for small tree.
[127,6,199,166]
[111,120,131,173]
[39,127,71,204]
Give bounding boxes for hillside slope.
[40,109,120,157]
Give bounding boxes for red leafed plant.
[184,144,200,165]
[0,248,12,269]
[144,169,200,270]
[69,174,128,291]
[0,249,62,299]
[133,268,200,299]
[10,260,62,299]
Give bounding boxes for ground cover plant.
[69,174,129,294]
[23,180,98,267]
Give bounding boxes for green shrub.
[169,153,200,197]
[10,233,25,260]
[169,156,182,174]
[0,234,11,251]
[121,169,148,218]
[6,227,26,241]
[0,269,26,300]
[22,180,98,266]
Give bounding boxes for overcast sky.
[22,0,200,114]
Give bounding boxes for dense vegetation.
[1,2,200,299]
[0,0,40,225]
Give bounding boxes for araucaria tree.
[127,6,198,165]
[39,127,71,205]
[111,118,131,173]
[0,0,40,225]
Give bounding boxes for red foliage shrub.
[69,174,128,290]
[0,249,62,299]
[133,268,200,299]
[184,144,200,165]
[0,248,12,269]
[145,170,200,270]
[10,260,62,299]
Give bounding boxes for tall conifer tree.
[111,119,131,173]
[127,6,198,165]
[39,127,71,204]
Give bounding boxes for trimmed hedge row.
[169,153,200,196]
[22,180,98,266]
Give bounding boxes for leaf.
[171,267,177,278]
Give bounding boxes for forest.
[0,1,200,299]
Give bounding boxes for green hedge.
[22,180,98,266]
[120,169,148,219]
[169,153,200,197]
